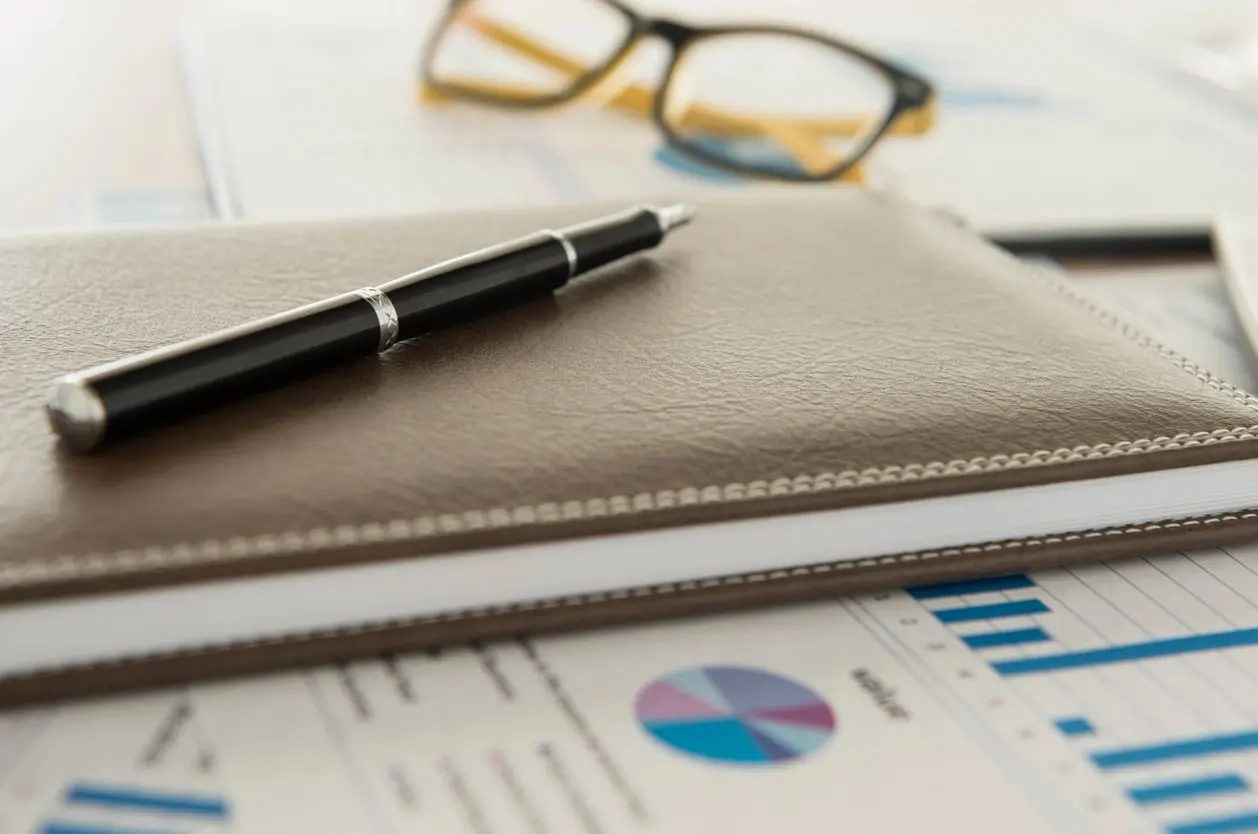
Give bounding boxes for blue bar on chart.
[1166,810,1258,834]
[1127,774,1249,806]
[934,599,1051,624]
[993,627,1258,676]
[1091,729,1258,770]
[66,783,229,818]
[907,574,1036,599]
[1053,716,1096,737]
[962,628,1051,649]
[41,823,180,834]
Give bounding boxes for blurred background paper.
[0,0,214,229]
[1065,0,1258,106]
[181,4,802,221]
[180,0,1258,238]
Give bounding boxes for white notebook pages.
[4,454,1258,680]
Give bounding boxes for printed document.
[10,546,1258,833]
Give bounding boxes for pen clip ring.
[354,287,400,352]
[544,230,578,280]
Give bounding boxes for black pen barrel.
[46,290,392,451]
[380,232,573,342]
[563,207,665,275]
[381,207,687,341]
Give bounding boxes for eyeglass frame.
[419,0,937,184]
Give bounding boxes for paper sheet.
[179,1,1258,235]
[1062,0,1258,104]
[15,546,1258,833]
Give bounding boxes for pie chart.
[635,665,836,765]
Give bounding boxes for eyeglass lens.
[660,33,896,179]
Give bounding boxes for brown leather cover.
[4,190,1258,705]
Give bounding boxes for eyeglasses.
[418,0,938,184]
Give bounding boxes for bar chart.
[861,544,1258,834]
[36,781,231,834]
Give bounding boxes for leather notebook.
[4,190,1258,707]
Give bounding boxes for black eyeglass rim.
[420,0,936,183]
[652,23,930,183]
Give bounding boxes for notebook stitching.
[6,265,1258,585]
[1030,264,1258,412]
[4,508,1256,684]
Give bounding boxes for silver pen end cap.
[655,203,696,233]
[45,376,107,452]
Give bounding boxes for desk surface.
[0,0,413,231]
[0,0,203,230]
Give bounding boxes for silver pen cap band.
[45,375,107,452]
[543,229,578,280]
[354,287,400,352]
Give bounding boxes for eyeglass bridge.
[637,18,701,46]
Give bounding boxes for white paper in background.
[179,0,1258,235]
[179,5,799,221]
[1216,216,1258,367]
[1062,0,1258,103]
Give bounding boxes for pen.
[46,202,696,453]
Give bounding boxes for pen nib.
[655,203,696,234]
